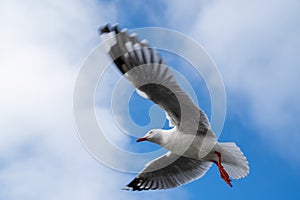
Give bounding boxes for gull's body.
[100,24,249,191]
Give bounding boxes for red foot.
[215,151,232,187]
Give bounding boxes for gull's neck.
[157,128,177,147]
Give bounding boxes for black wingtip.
[112,23,120,33]
[98,23,121,36]
[98,23,110,35]
[126,178,144,191]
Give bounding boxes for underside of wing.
[100,24,210,133]
[124,152,212,191]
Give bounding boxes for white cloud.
[0,0,118,198]
[163,0,300,163]
[0,1,191,199]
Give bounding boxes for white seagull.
[100,24,249,191]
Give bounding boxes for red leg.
[215,151,232,187]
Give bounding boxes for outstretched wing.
[123,152,212,191]
[100,24,210,133]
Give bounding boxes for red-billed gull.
[99,24,249,191]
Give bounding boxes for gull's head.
[136,129,163,144]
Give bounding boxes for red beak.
[136,137,147,142]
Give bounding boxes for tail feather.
[218,142,249,179]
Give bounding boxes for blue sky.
[1,0,300,200]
